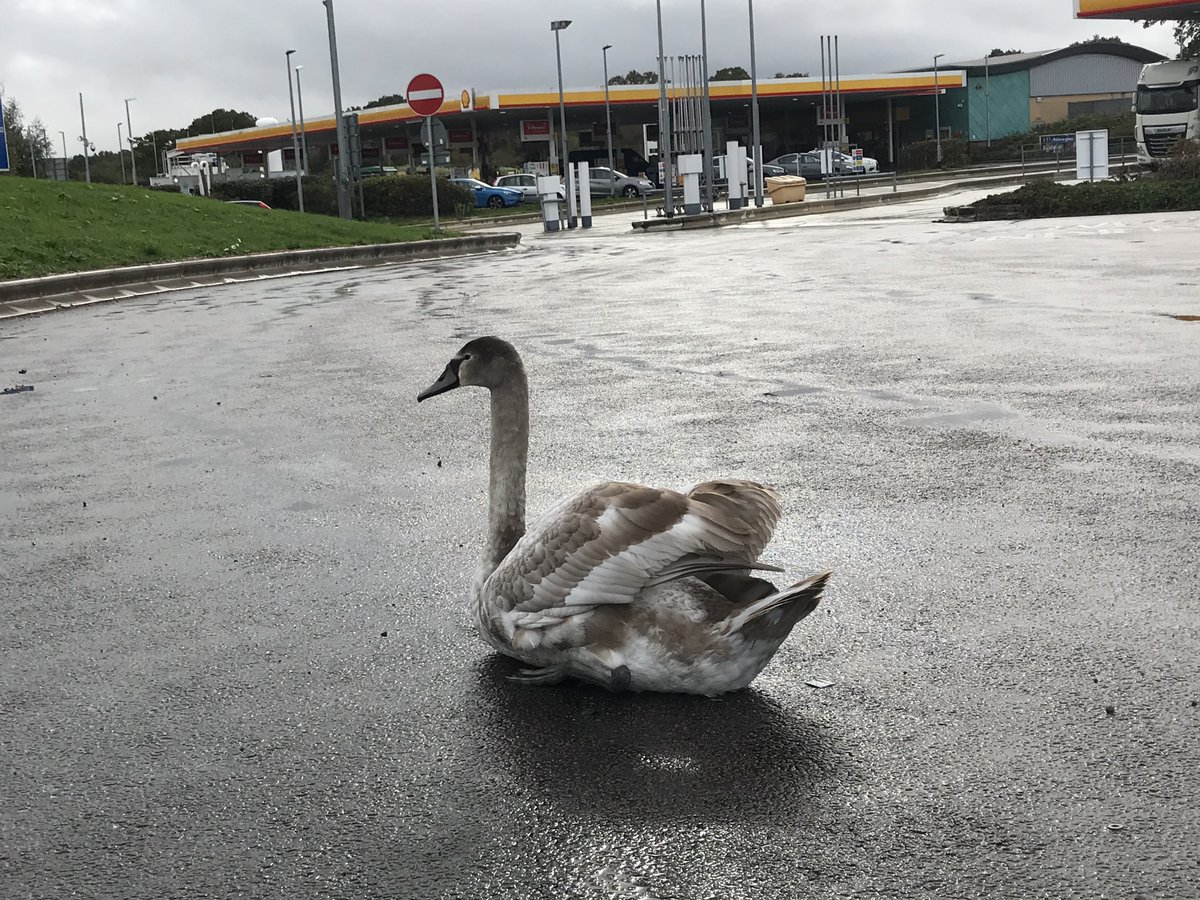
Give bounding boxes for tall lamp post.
[748,0,763,206]
[933,53,944,164]
[324,0,352,219]
[654,0,673,216]
[602,43,614,196]
[59,130,69,180]
[551,19,574,227]
[295,64,310,175]
[984,52,992,148]
[117,122,127,183]
[285,49,306,212]
[78,92,91,183]
[123,97,137,184]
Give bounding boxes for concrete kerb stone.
[631,170,1061,231]
[0,233,522,317]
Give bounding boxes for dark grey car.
[768,152,825,180]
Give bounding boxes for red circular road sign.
[406,73,445,117]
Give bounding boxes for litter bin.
[764,175,807,204]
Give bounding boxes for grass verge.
[1,177,453,280]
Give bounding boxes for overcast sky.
[2,0,1177,154]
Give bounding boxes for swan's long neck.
[484,368,529,577]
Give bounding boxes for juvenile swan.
[418,336,830,695]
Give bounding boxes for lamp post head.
[295,64,304,72]
[551,19,571,31]
[603,43,612,51]
[286,48,296,57]
[124,96,136,103]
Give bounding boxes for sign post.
[0,101,10,173]
[407,73,445,230]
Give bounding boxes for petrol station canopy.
[1074,0,1200,19]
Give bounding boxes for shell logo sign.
[460,89,473,111]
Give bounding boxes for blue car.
[451,177,524,209]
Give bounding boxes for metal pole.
[700,0,714,211]
[79,93,90,183]
[821,36,829,198]
[324,0,353,219]
[748,0,763,206]
[984,53,991,148]
[285,49,306,212]
[887,96,894,170]
[124,97,137,184]
[150,131,158,177]
[835,34,843,196]
[655,0,674,216]
[295,65,310,175]
[59,131,69,180]
[934,54,944,165]
[117,122,126,183]
[425,117,440,229]
[603,44,615,196]
[552,20,575,228]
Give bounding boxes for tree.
[1143,19,1200,58]
[1,95,52,178]
[711,66,751,81]
[988,48,1024,57]
[773,71,809,78]
[1070,34,1125,46]
[608,70,658,85]
[186,108,257,136]
[360,94,406,110]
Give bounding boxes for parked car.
[586,166,654,197]
[225,199,272,209]
[450,177,524,209]
[807,149,879,174]
[359,165,399,177]
[493,173,565,201]
[711,155,785,189]
[767,152,825,180]
[569,147,655,182]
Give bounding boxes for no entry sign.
[406,73,444,117]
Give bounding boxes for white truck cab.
[1135,58,1200,165]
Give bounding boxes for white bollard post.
[576,161,592,228]
[538,175,562,232]
[678,154,702,216]
[726,140,743,210]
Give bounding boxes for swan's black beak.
[417,358,462,402]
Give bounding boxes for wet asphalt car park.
[2,194,1198,899]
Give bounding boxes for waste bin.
[764,175,807,204]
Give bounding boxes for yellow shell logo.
[460,89,471,110]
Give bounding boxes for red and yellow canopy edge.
[1076,0,1200,18]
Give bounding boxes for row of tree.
[606,66,807,85]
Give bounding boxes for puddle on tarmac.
[902,403,1016,427]
[764,382,825,397]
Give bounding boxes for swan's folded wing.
[486,480,782,629]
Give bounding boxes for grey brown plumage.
[418,336,831,695]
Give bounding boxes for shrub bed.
[209,174,471,218]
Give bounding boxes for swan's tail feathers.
[725,571,832,640]
[646,555,784,588]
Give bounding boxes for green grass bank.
[0,177,446,280]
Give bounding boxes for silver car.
[493,173,565,201]
[586,166,654,197]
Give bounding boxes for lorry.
[1134,58,1200,165]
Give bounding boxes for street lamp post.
[700,0,715,211]
[602,43,614,196]
[285,49,306,212]
[654,0,673,216]
[59,130,69,180]
[323,0,353,219]
[124,97,137,184]
[984,52,992,148]
[295,64,310,175]
[117,122,127,183]
[748,0,763,206]
[78,92,91,183]
[551,19,574,228]
[933,53,944,165]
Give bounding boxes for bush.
[1159,138,1200,180]
[209,176,338,215]
[899,139,969,171]
[965,176,1200,219]
[361,175,472,218]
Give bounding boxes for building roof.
[902,41,1165,78]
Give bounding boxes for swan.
[418,336,830,695]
